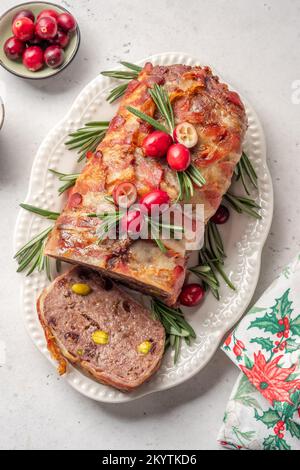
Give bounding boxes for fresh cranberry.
[49,29,70,48]
[12,9,35,23]
[3,36,25,60]
[22,46,44,71]
[57,13,77,32]
[113,182,137,208]
[211,205,230,224]
[173,122,198,148]
[179,283,205,307]
[68,192,82,208]
[277,332,283,338]
[12,17,35,41]
[167,143,191,172]
[283,330,289,338]
[37,9,59,21]
[278,319,284,325]
[27,34,50,49]
[44,45,64,68]
[120,209,143,235]
[140,190,170,213]
[142,131,173,158]
[35,16,58,40]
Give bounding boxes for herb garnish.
[14,204,60,279]
[65,121,109,162]
[235,151,258,194]
[101,61,142,103]
[127,84,206,200]
[224,192,261,219]
[49,169,80,195]
[152,298,196,364]
[88,208,184,253]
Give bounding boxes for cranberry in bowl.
[0,2,80,79]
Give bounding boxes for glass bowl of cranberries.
[0,2,80,79]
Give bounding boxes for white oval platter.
[14,52,273,403]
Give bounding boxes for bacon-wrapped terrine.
[45,63,247,305]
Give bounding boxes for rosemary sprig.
[88,211,123,242]
[49,169,80,195]
[190,220,235,299]
[152,298,196,364]
[101,70,139,80]
[119,61,142,73]
[235,151,258,194]
[101,62,142,103]
[149,83,175,133]
[190,264,220,300]
[107,83,129,104]
[15,226,53,279]
[177,164,206,201]
[65,121,109,162]
[127,84,206,199]
[19,203,60,220]
[204,220,225,264]
[15,204,60,279]
[224,193,261,219]
[89,208,183,252]
[127,83,175,135]
[127,106,170,133]
[146,216,184,253]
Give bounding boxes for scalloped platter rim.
[13,52,273,403]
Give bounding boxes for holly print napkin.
[219,254,300,450]
[218,372,300,450]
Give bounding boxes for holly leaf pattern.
[285,337,300,353]
[248,312,280,334]
[286,420,300,439]
[263,435,277,450]
[234,374,256,396]
[243,355,253,369]
[233,375,262,410]
[263,435,291,451]
[248,289,293,334]
[236,395,262,410]
[277,438,291,451]
[273,391,300,420]
[254,409,280,428]
[271,289,293,319]
[250,337,274,352]
[290,314,300,336]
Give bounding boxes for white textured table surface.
[1,0,299,450]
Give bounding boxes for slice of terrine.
[37,266,165,391]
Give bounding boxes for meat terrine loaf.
[45,62,247,305]
[37,266,165,391]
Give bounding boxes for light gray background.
[1,0,299,450]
